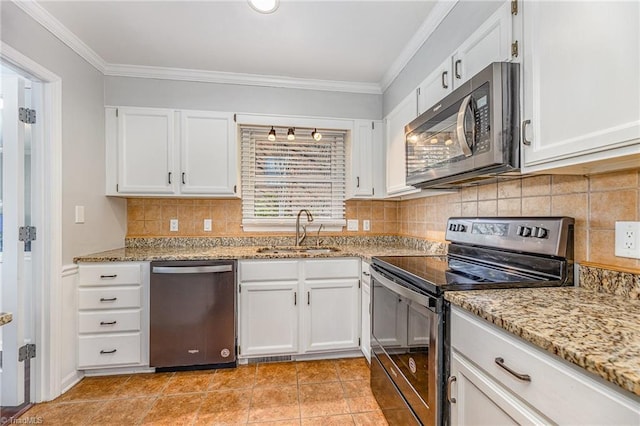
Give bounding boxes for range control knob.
[532,226,548,239]
[449,223,467,232]
[517,226,532,237]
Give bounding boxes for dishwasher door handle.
[152,265,233,274]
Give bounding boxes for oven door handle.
[370,267,435,310]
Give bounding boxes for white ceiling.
[37,1,440,90]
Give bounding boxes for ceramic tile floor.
[19,357,388,425]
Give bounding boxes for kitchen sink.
[256,246,340,255]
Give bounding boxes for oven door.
[370,266,442,426]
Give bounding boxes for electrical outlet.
[204,219,212,232]
[615,221,640,259]
[170,219,179,232]
[347,219,359,231]
[363,220,371,231]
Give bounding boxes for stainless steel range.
[370,217,574,425]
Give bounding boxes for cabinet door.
[451,1,513,89]
[450,351,550,426]
[522,1,640,170]
[302,279,360,353]
[350,120,375,198]
[417,58,452,115]
[384,93,420,197]
[117,107,176,194]
[361,281,371,362]
[239,281,298,356]
[180,110,237,196]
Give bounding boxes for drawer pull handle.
[100,349,117,355]
[100,321,117,326]
[495,357,531,382]
[447,376,457,403]
[362,271,371,277]
[100,297,117,302]
[100,274,117,279]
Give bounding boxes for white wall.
[105,76,383,120]
[1,2,127,264]
[383,1,503,116]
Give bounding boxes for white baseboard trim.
[59,371,83,396]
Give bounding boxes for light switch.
[347,219,358,231]
[75,205,85,224]
[363,220,370,231]
[170,219,179,232]
[204,219,212,232]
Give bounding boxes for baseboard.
[60,370,83,396]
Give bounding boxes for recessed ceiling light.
[248,0,279,14]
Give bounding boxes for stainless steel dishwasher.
[150,260,236,370]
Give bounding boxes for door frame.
[1,42,62,403]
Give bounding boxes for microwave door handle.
[456,94,473,157]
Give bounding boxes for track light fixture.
[267,126,276,141]
[287,127,295,141]
[311,128,322,141]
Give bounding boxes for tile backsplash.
[126,168,640,270]
[398,169,640,269]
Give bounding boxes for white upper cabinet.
[106,107,238,197]
[349,120,384,199]
[180,110,237,196]
[384,92,420,197]
[116,107,175,194]
[418,1,514,115]
[521,1,640,173]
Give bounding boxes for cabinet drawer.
[451,307,640,425]
[78,310,141,334]
[78,334,141,368]
[78,287,141,310]
[240,260,298,281]
[305,259,359,279]
[79,264,141,286]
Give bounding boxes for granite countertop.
[0,312,13,327]
[73,244,430,263]
[446,287,640,397]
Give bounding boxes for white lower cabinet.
[77,262,148,369]
[238,258,361,358]
[360,261,371,362]
[449,306,640,425]
[238,281,298,356]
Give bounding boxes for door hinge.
[511,40,519,58]
[511,0,518,15]
[19,226,37,243]
[18,107,36,124]
[18,343,36,362]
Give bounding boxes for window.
[240,126,346,231]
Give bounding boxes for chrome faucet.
[295,209,314,247]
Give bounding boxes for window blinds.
[240,126,346,229]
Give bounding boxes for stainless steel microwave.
[405,62,520,188]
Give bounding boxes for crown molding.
[12,0,107,73]
[13,0,454,95]
[103,63,382,94]
[380,0,458,92]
